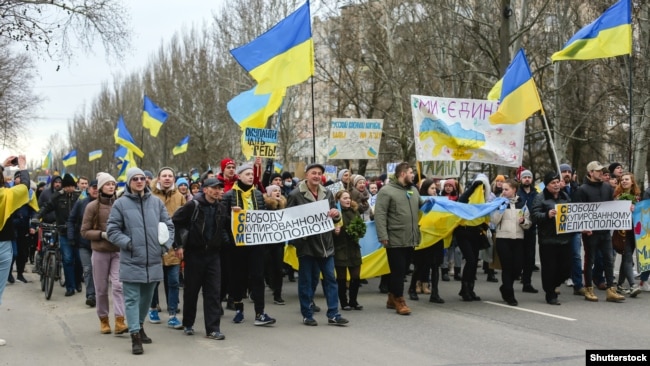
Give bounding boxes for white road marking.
[484,301,577,321]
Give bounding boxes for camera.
[10,157,18,166]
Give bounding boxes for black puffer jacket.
[531,188,572,246]
[38,190,81,236]
[172,192,230,252]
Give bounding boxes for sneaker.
[16,275,30,283]
[273,297,285,305]
[641,281,650,292]
[167,316,183,329]
[206,331,225,340]
[303,317,318,326]
[616,285,630,295]
[86,296,96,307]
[232,310,244,324]
[148,310,161,324]
[522,285,539,293]
[565,278,574,287]
[327,314,349,326]
[629,284,641,298]
[254,313,276,326]
[184,327,194,335]
[310,302,321,313]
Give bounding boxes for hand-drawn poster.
[327,118,383,160]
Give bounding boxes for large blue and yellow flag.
[172,135,190,156]
[227,85,285,129]
[41,150,52,170]
[114,116,144,158]
[142,95,169,137]
[551,0,631,62]
[489,49,543,124]
[230,1,313,94]
[62,150,77,167]
[88,149,102,162]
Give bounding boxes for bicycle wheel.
[40,254,47,292]
[46,254,56,300]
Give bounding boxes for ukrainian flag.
[230,1,314,94]
[227,85,285,129]
[172,135,190,156]
[142,95,169,137]
[273,162,283,174]
[41,150,52,170]
[88,149,102,162]
[114,116,144,158]
[487,78,502,101]
[489,49,543,124]
[62,150,77,167]
[551,0,631,62]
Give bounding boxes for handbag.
[612,230,626,255]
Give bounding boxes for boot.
[584,287,598,302]
[459,282,473,301]
[386,293,396,309]
[99,317,111,334]
[348,279,362,310]
[429,268,444,303]
[408,288,419,301]
[415,280,423,294]
[468,281,481,301]
[441,268,450,282]
[131,332,143,355]
[337,279,350,310]
[139,324,152,344]
[454,267,462,281]
[114,316,128,334]
[486,269,498,282]
[422,282,431,294]
[606,287,625,302]
[394,296,411,315]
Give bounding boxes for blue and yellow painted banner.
[411,95,525,167]
[327,118,383,160]
[633,200,650,272]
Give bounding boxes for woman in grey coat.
[107,168,174,355]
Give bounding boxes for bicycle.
[37,223,64,300]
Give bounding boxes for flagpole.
[540,113,561,173]
[628,54,633,171]
[310,76,316,163]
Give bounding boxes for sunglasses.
[131,176,147,182]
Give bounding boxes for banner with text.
[231,200,334,246]
[420,161,461,179]
[633,201,650,272]
[243,127,278,158]
[555,201,632,234]
[411,95,525,167]
[327,118,383,160]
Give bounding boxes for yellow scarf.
[232,183,254,210]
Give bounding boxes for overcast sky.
[2,0,225,164]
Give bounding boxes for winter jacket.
[286,180,341,258]
[172,192,230,252]
[517,185,538,231]
[491,196,531,240]
[374,179,421,248]
[67,193,95,249]
[81,194,119,252]
[37,176,60,223]
[531,188,572,246]
[106,186,173,283]
[38,190,81,236]
[573,177,613,234]
[333,202,362,267]
[150,179,186,217]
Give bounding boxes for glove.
[100,232,108,240]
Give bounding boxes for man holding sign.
[287,163,347,327]
[573,161,624,303]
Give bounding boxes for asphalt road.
[1,263,648,366]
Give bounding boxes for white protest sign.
[555,201,632,234]
[231,200,334,245]
[327,118,383,159]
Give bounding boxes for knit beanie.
[520,170,533,179]
[126,168,146,183]
[157,166,175,177]
[221,157,235,172]
[61,173,76,188]
[543,171,560,186]
[236,163,253,175]
[353,175,366,186]
[559,164,572,173]
[608,162,622,175]
[338,169,349,181]
[96,172,116,191]
[176,177,189,187]
[281,172,293,180]
[265,185,281,195]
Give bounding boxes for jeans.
[151,264,180,315]
[298,255,339,319]
[570,233,584,289]
[92,251,124,318]
[0,241,13,306]
[618,232,636,287]
[79,248,95,299]
[583,232,615,288]
[123,281,157,334]
[59,236,81,292]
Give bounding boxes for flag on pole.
[489,49,543,124]
[62,150,77,167]
[172,135,190,155]
[227,85,286,129]
[142,95,169,137]
[230,1,313,94]
[274,162,283,173]
[88,149,102,162]
[551,0,632,62]
[114,116,144,158]
[41,150,53,170]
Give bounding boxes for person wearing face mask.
[281,172,295,198]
